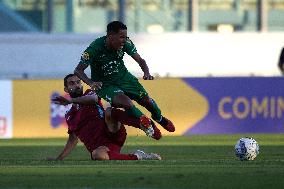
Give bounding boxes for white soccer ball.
[235,137,259,161]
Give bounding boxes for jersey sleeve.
[84,89,103,107]
[124,38,137,56]
[79,42,99,65]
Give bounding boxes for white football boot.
[134,150,162,160]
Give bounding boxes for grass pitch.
[0,134,284,189]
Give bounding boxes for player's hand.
[143,73,154,80]
[89,82,102,90]
[52,96,71,106]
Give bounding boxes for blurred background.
[1,0,283,33]
[1,0,284,138]
[0,0,284,79]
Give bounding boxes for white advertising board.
[0,33,284,78]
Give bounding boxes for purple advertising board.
[183,77,284,135]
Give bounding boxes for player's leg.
[110,73,156,120]
[91,146,110,160]
[137,96,175,132]
[137,96,161,122]
[92,127,138,160]
[105,107,161,140]
[97,85,144,118]
[104,107,122,133]
[92,125,161,160]
[109,96,161,139]
[103,128,161,160]
[119,73,175,132]
[98,80,162,138]
[91,146,161,160]
[112,93,144,118]
[107,150,138,160]
[91,146,138,160]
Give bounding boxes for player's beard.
[69,87,83,98]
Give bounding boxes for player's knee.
[92,146,110,160]
[113,93,133,108]
[140,96,152,106]
[105,107,112,119]
[105,107,121,133]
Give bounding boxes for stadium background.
[1,0,284,138]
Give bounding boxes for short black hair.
[107,21,127,34]
[64,74,76,87]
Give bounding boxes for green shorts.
[97,73,148,104]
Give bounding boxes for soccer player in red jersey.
[47,74,161,161]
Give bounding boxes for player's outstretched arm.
[52,93,98,105]
[131,53,154,80]
[47,133,78,161]
[69,93,98,105]
[74,63,102,90]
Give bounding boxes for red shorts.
[89,124,127,160]
[74,118,127,156]
[103,124,127,152]
[88,120,127,150]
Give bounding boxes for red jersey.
[65,89,110,152]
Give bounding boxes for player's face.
[109,29,127,51]
[65,76,83,98]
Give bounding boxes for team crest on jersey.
[82,52,90,61]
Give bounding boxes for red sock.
[107,151,138,160]
[111,108,140,128]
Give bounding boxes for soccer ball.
[235,137,259,161]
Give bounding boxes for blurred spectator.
[278,47,284,75]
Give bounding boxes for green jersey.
[79,36,137,84]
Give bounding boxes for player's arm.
[74,63,93,86]
[53,93,98,105]
[47,132,78,161]
[74,47,102,90]
[125,38,154,80]
[131,53,154,80]
[74,63,102,90]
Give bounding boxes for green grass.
[0,135,284,189]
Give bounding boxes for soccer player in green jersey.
[74,21,175,134]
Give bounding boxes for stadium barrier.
[1,77,284,138]
[1,33,284,79]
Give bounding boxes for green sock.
[126,105,144,118]
[149,99,162,121]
